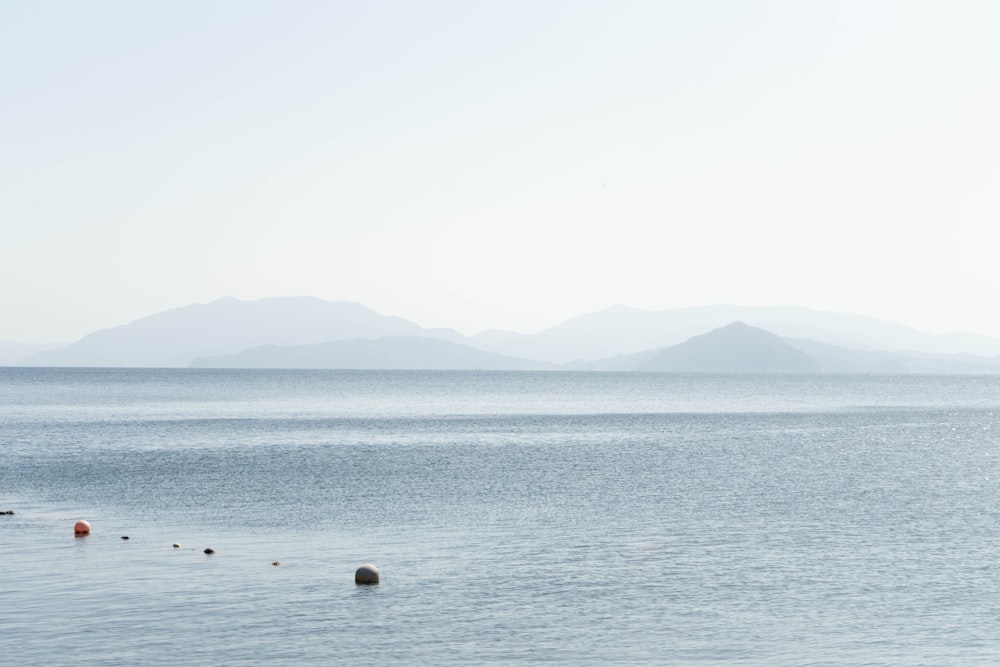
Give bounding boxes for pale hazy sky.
[3,1,999,343]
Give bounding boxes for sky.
[3,0,1000,343]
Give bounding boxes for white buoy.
[355,563,380,585]
[74,520,91,535]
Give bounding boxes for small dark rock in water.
[355,563,380,585]
[172,543,181,548]
[121,536,129,540]
[204,548,215,555]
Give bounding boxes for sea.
[2,368,1000,665]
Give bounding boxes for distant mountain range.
[0,341,63,366]
[472,304,1000,363]
[21,297,465,368]
[10,297,1000,372]
[568,321,1000,373]
[191,336,554,370]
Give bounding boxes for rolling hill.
[21,297,465,367]
[190,336,554,370]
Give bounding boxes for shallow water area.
[3,369,1000,664]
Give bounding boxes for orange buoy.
[74,520,91,535]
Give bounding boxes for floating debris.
[203,548,215,555]
[172,543,181,548]
[271,561,280,566]
[121,536,130,540]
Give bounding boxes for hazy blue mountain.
[880,351,1000,374]
[472,305,1000,364]
[563,348,660,371]
[0,342,64,366]
[784,337,1000,373]
[783,338,908,373]
[570,324,1000,374]
[19,297,1000,370]
[933,331,1000,358]
[635,322,817,372]
[190,336,555,370]
[21,297,467,368]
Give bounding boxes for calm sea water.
[2,369,1000,665]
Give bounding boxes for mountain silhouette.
[570,323,1000,373]
[22,297,465,367]
[0,341,63,366]
[17,298,1000,371]
[637,322,817,372]
[190,336,554,370]
[472,305,1000,364]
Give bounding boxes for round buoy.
[204,548,215,555]
[74,520,91,535]
[355,563,380,585]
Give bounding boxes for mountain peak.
[637,321,817,372]
[21,297,443,367]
